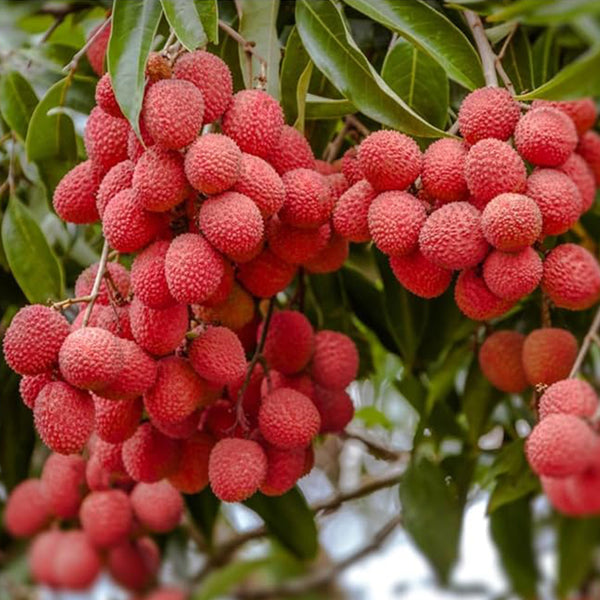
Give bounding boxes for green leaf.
[185,488,221,548]
[381,37,449,129]
[557,516,600,597]
[294,60,313,132]
[217,16,245,92]
[244,488,318,560]
[2,196,64,303]
[280,26,310,124]
[342,0,485,90]
[237,0,281,99]
[531,28,558,88]
[108,0,163,135]
[193,559,271,600]
[161,0,207,50]
[518,44,600,100]
[399,456,463,584]
[489,0,600,25]
[490,498,538,600]
[354,405,393,430]
[195,0,219,44]
[25,77,77,194]
[500,28,534,94]
[0,72,38,142]
[305,94,355,119]
[425,344,470,417]
[295,0,446,137]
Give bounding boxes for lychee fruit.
[19,371,54,409]
[304,234,349,274]
[194,283,255,331]
[238,249,297,298]
[557,152,597,213]
[130,481,183,532]
[311,330,359,390]
[95,73,123,118]
[41,453,86,519]
[454,268,513,321]
[127,117,155,163]
[522,328,578,386]
[312,385,355,433]
[131,240,177,309]
[341,147,362,185]
[84,106,130,172]
[4,479,50,537]
[168,433,214,494]
[478,331,528,393]
[578,130,600,185]
[532,98,597,135]
[74,261,131,306]
[389,249,453,299]
[96,160,135,218]
[539,379,598,419]
[482,247,543,301]
[107,536,160,591]
[53,530,101,590]
[421,138,469,202]
[260,445,305,496]
[29,530,62,586]
[266,124,316,174]
[94,395,143,443]
[332,179,377,243]
[80,489,132,548]
[86,21,110,75]
[53,160,102,224]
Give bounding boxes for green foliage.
[161,0,208,50]
[0,72,38,143]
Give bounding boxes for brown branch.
[569,304,600,377]
[323,121,350,163]
[465,11,498,87]
[340,430,408,462]
[82,240,110,326]
[63,16,112,73]
[52,295,93,311]
[345,114,371,138]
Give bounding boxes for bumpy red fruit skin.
[130,481,183,532]
[515,107,578,167]
[169,433,214,494]
[19,371,53,409]
[421,139,469,202]
[312,385,355,433]
[75,261,131,306]
[267,217,330,265]
[174,50,233,123]
[526,414,595,478]
[84,106,130,172]
[419,202,489,270]
[341,147,362,185]
[304,234,349,274]
[165,233,226,304]
[578,130,600,185]
[198,192,264,260]
[311,330,359,390]
[128,118,155,163]
[41,453,86,519]
[133,147,189,212]
[238,249,297,298]
[532,98,597,135]
[260,445,306,496]
[522,328,578,386]
[95,74,123,118]
[542,243,600,311]
[103,188,163,253]
[368,191,427,256]
[34,382,94,454]
[389,249,453,299]
[144,356,205,424]
[3,305,70,376]
[454,268,513,321]
[80,489,132,548]
[558,153,597,213]
[483,247,543,301]
[480,193,542,252]
[131,241,176,309]
[332,179,377,243]
[72,304,133,341]
[478,331,528,393]
[222,90,284,158]
[358,130,422,191]
[266,125,316,175]
[209,438,267,502]
[232,153,285,218]
[259,388,321,448]
[142,79,204,150]
[195,282,255,330]
[130,297,188,356]
[458,87,521,145]
[4,479,50,537]
[86,22,110,75]
[29,530,62,586]
[327,172,350,201]
[122,422,181,483]
[54,531,101,590]
[59,327,123,391]
[280,168,334,229]
[94,395,143,443]
[152,408,202,440]
[539,379,598,419]
[526,169,582,236]
[465,139,527,205]
[96,159,134,218]
[259,310,315,375]
[260,370,314,400]
[189,326,246,386]
[107,536,160,592]
[53,160,102,223]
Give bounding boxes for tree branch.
[82,240,110,326]
[63,16,112,73]
[340,429,409,462]
[569,304,600,377]
[464,11,498,87]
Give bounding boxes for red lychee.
[260,445,305,496]
[539,379,598,419]
[168,433,214,494]
[389,249,453,299]
[421,138,469,203]
[41,453,86,519]
[266,124,316,174]
[80,489,132,548]
[311,330,358,390]
[94,395,143,443]
[332,179,377,243]
[478,331,528,393]
[522,328,578,386]
[483,247,543,301]
[53,160,102,224]
[312,385,355,433]
[238,249,297,298]
[454,268,513,321]
[4,479,50,537]
[84,106,130,172]
[53,530,101,590]
[130,481,183,532]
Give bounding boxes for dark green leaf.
[193,559,270,600]
[1,196,64,303]
[343,0,485,90]
[0,72,38,142]
[399,456,463,583]
[381,38,449,129]
[305,94,355,119]
[295,0,446,137]
[294,60,313,132]
[531,28,558,88]
[557,516,600,597]
[489,0,600,25]
[217,16,245,92]
[25,77,77,194]
[195,0,219,44]
[237,0,281,99]
[500,28,534,94]
[108,0,163,134]
[280,26,310,124]
[490,498,538,600]
[396,372,427,415]
[244,487,318,560]
[161,0,207,50]
[185,488,221,548]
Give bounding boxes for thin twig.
[345,114,371,137]
[465,11,498,87]
[447,119,461,135]
[495,61,516,95]
[63,16,112,73]
[496,24,517,62]
[323,121,350,163]
[341,430,408,462]
[38,16,65,45]
[82,240,110,326]
[569,304,600,377]
[52,295,93,311]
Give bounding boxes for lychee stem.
[82,239,110,327]
[464,11,499,87]
[568,304,600,377]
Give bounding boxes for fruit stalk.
[82,239,110,326]
[464,10,499,87]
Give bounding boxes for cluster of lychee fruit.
[332,88,600,318]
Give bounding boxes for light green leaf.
[531,28,558,88]
[108,0,163,135]
[2,196,64,303]
[161,0,207,50]
[501,28,534,94]
[0,72,38,142]
[305,94,355,119]
[293,60,313,132]
[296,0,446,137]
[489,0,600,25]
[343,0,484,90]
[381,37,449,129]
[194,0,219,44]
[193,559,270,600]
[280,26,310,124]
[354,406,393,430]
[237,0,281,99]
